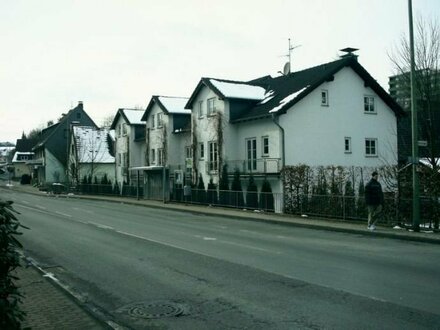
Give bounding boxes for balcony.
[205,158,281,175]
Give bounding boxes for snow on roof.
[158,96,190,114]
[269,87,309,113]
[122,109,144,125]
[209,79,267,101]
[73,126,114,163]
[12,152,34,162]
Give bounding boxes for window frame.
[262,136,269,157]
[321,89,329,107]
[198,100,204,118]
[365,138,378,157]
[208,141,218,172]
[207,97,216,116]
[151,149,156,164]
[364,95,376,114]
[344,137,352,154]
[158,148,164,165]
[199,142,205,159]
[157,113,163,128]
[151,114,155,129]
[246,137,257,171]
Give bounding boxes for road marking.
[55,211,72,218]
[35,204,47,210]
[88,222,114,230]
[203,237,217,241]
[21,200,30,204]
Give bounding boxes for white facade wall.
[148,103,168,166]
[281,67,397,167]
[191,86,226,185]
[114,116,129,185]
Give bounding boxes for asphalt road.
[2,189,440,329]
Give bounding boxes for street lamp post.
[408,0,420,231]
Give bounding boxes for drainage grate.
[118,301,188,319]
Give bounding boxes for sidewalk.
[15,261,108,329]
[1,182,439,329]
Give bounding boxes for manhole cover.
[117,301,188,319]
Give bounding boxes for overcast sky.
[1,0,439,143]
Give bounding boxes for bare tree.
[389,16,440,228]
[389,16,440,168]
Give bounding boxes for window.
[157,113,163,128]
[208,141,218,171]
[246,138,257,171]
[199,142,205,159]
[344,137,352,153]
[158,148,164,165]
[364,96,375,113]
[198,101,204,118]
[207,97,216,116]
[118,153,122,166]
[262,136,269,157]
[151,149,156,164]
[122,123,127,136]
[321,90,329,106]
[151,114,155,128]
[185,146,192,159]
[118,124,122,137]
[365,138,377,157]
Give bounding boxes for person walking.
[365,171,384,230]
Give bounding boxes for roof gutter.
[271,113,285,169]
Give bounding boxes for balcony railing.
[205,158,281,174]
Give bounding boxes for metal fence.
[38,182,439,229]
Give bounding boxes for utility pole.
[408,0,420,231]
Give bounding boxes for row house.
[110,108,146,188]
[141,96,191,199]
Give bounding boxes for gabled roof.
[110,108,144,129]
[15,138,37,152]
[185,78,267,109]
[142,96,190,121]
[73,126,114,163]
[232,56,404,122]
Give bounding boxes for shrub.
[231,168,244,208]
[0,200,27,328]
[246,175,258,209]
[20,175,31,185]
[260,179,274,211]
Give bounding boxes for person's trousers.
[367,204,382,226]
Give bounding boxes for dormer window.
[207,98,216,116]
[364,96,375,113]
[321,90,329,106]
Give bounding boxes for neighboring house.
[0,143,15,164]
[68,126,115,184]
[11,138,37,179]
[185,53,403,202]
[141,96,191,199]
[110,108,146,188]
[32,102,97,184]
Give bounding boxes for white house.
[141,96,191,199]
[185,53,403,205]
[110,108,146,188]
[68,126,115,184]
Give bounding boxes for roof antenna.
[279,38,301,75]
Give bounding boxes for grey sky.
[1,0,439,143]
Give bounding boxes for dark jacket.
[365,178,384,206]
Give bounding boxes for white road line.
[21,200,30,204]
[203,237,217,241]
[88,222,114,230]
[35,204,47,210]
[55,211,72,218]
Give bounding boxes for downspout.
[271,113,285,169]
[272,113,285,214]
